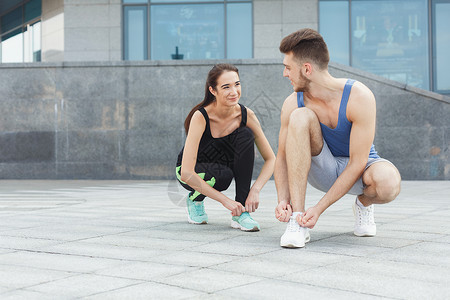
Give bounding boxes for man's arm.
[300,83,376,228]
[274,93,297,222]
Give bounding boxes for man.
[274,28,401,248]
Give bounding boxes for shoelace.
[357,205,374,225]
[194,202,205,215]
[287,217,301,232]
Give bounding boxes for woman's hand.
[244,189,260,213]
[222,199,246,216]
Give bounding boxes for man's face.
[282,52,311,93]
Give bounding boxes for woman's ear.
[209,86,216,97]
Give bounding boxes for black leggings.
[176,136,254,206]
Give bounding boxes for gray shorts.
[308,140,391,195]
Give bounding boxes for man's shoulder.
[282,92,298,110]
[350,79,374,99]
[283,92,298,105]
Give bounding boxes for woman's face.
[210,71,241,106]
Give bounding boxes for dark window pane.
[25,0,41,23]
[1,7,22,34]
[227,3,252,59]
[124,6,148,60]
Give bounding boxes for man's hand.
[275,201,292,222]
[245,189,260,213]
[298,206,321,229]
[222,199,246,216]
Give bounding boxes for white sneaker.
[280,216,310,248]
[353,199,376,237]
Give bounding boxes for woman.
[176,64,275,231]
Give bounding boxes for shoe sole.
[230,220,259,232]
[280,232,310,248]
[352,203,376,237]
[353,231,376,237]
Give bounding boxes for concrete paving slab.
[28,274,141,298]
[94,261,199,281]
[0,264,74,291]
[82,281,206,300]
[155,268,264,293]
[0,179,449,299]
[216,278,381,299]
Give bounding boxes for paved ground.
[0,180,449,299]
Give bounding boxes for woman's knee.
[197,163,233,191]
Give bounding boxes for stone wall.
[0,59,448,180]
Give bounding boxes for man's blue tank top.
[297,79,379,158]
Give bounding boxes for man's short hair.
[279,28,330,70]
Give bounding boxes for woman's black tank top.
[177,104,254,167]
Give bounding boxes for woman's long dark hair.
[184,64,239,134]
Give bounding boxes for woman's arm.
[180,111,245,216]
[245,108,276,212]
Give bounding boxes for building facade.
[1,0,448,94]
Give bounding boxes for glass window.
[433,1,450,92]
[25,0,41,23]
[151,4,224,60]
[124,6,147,60]
[319,0,349,65]
[151,0,216,2]
[123,0,147,3]
[123,1,252,60]
[351,0,429,90]
[1,1,42,63]
[1,7,22,34]
[1,29,23,63]
[24,21,41,62]
[227,3,252,59]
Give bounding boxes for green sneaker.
[186,197,208,224]
[231,212,260,232]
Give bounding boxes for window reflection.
[434,2,450,91]
[124,6,147,60]
[319,0,349,65]
[151,4,224,60]
[351,0,429,89]
[123,1,252,60]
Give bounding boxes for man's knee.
[369,166,401,203]
[288,107,318,131]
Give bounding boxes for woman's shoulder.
[190,109,207,127]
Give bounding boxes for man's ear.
[303,62,313,76]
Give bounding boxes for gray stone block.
[0,132,55,163]
[0,68,56,100]
[55,67,126,100]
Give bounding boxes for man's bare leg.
[359,162,401,205]
[280,108,323,248]
[285,108,324,212]
[353,161,401,237]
